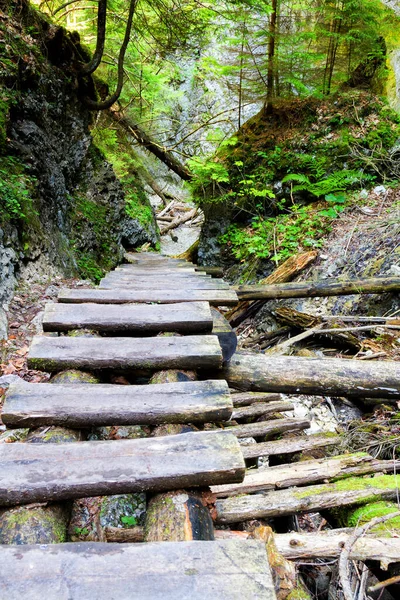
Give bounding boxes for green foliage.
[125,186,153,227]
[282,169,372,198]
[121,515,138,527]
[220,194,351,263]
[75,251,105,283]
[0,156,37,224]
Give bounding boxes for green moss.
[295,474,400,500]
[286,589,312,600]
[125,182,154,228]
[347,501,400,530]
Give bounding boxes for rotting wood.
[99,278,230,290]
[215,474,400,523]
[0,430,245,507]
[232,401,294,421]
[27,334,223,373]
[231,391,283,407]
[240,434,341,459]
[234,276,400,300]
[211,454,400,497]
[2,380,233,428]
[159,208,198,235]
[221,353,400,398]
[226,418,310,438]
[58,288,239,306]
[0,539,276,599]
[274,530,400,567]
[42,301,213,334]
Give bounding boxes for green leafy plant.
[121,515,138,527]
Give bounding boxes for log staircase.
[1,252,400,598]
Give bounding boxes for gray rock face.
[0,306,7,340]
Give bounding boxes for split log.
[42,301,214,334]
[231,391,283,407]
[0,430,245,507]
[215,474,400,523]
[231,401,294,421]
[240,434,341,459]
[234,276,400,300]
[195,266,224,277]
[0,539,276,599]
[226,418,310,438]
[221,353,400,399]
[57,288,239,306]
[227,251,318,327]
[211,454,400,498]
[144,490,214,542]
[27,334,223,373]
[99,278,229,290]
[274,530,400,567]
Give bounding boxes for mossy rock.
[49,369,100,384]
[151,424,198,437]
[149,370,197,384]
[0,504,69,544]
[88,425,150,440]
[26,426,82,443]
[346,501,400,533]
[0,428,30,443]
[68,493,146,542]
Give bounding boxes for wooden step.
[43,301,213,334]
[0,430,245,506]
[2,380,232,428]
[27,334,223,373]
[0,539,276,599]
[58,288,239,306]
[110,267,199,275]
[99,278,229,290]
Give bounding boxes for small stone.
[50,369,100,384]
[373,185,386,196]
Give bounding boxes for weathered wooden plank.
[240,434,341,459]
[211,453,397,497]
[43,301,213,334]
[234,276,400,300]
[226,418,310,438]
[0,430,245,506]
[58,288,239,306]
[232,401,294,420]
[231,391,283,407]
[27,335,223,373]
[222,353,400,398]
[99,279,230,290]
[211,307,237,362]
[215,474,400,523]
[2,380,233,428]
[111,268,202,276]
[0,539,276,600]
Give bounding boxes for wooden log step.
[111,267,200,275]
[58,288,239,306]
[2,380,233,428]
[234,276,400,300]
[222,353,400,399]
[99,278,230,290]
[240,434,341,459]
[215,474,400,523]
[226,418,310,438]
[43,301,213,334]
[211,453,399,497]
[0,539,276,599]
[196,266,224,277]
[0,430,245,507]
[211,307,237,363]
[27,335,223,373]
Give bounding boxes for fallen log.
[159,209,197,235]
[230,391,283,407]
[234,276,400,300]
[211,454,400,498]
[104,526,144,543]
[226,418,310,438]
[231,401,294,421]
[274,529,400,567]
[227,251,318,327]
[215,474,400,523]
[57,288,239,306]
[240,434,341,459]
[195,266,224,277]
[221,353,400,398]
